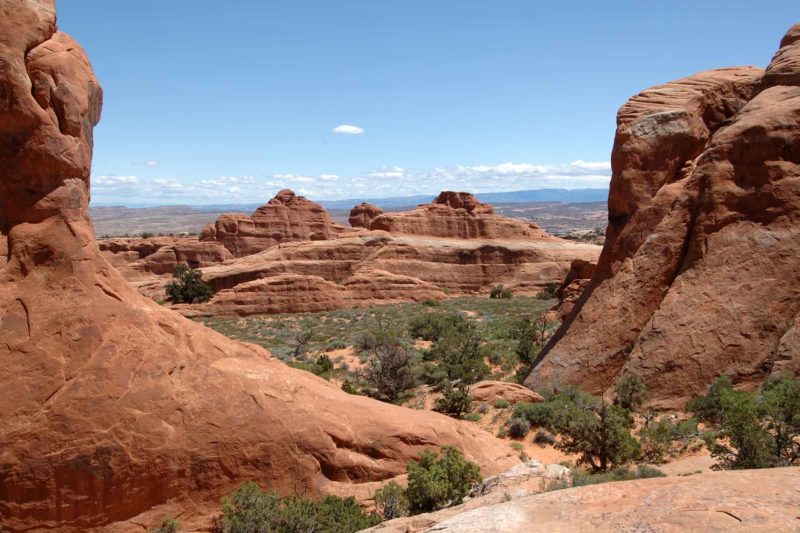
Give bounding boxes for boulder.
[469,381,544,405]
[349,202,384,228]
[528,24,800,408]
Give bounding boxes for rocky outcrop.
[368,192,550,240]
[527,24,800,408]
[99,237,233,274]
[176,233,599,316]
[177,269,447,317]
[201,189,352,256]
[349,202,384,228]
[369,467,800,532]
[0,4,518,530]
[469,381,544,405]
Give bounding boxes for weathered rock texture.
[369,467,800,532]
[99,237,232,275]
[469,381,544,405]
[528,24,800,408]
[200,189,351,256]
[349,202,384,228]
[550,258,596,320]
[368,192,550,240]
[0,3,517,530]
[177,232,599,316]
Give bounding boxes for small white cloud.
[369,166,405,179]
[145,160,160,167]
[332,124,364,135]
[320,174,340,181]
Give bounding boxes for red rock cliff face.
[201,189,351,256]
[369,191,551,240]
[527,25,800,408]
[0,3,516,530]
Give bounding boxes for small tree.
[513,316,550,366]
[686,375,734,424]
[705,387,774,470]
[554,400,640,472]
[614,373,647,411]
[429,326,488,387]
[165,264,213,304]
[760,376,800,465]
[362,342,416,403]
[639,416,674,463]
[373,481,408,520]
[406,446,481,514]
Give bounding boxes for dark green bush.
[542,465,665,493]
[490,284,512,299]
[639,416,675,463]
[535,282,559,300]
[614,373,647,411]
[686,376,733,424]
[219,482,380,533]
[434,383,473,419]
[165,264,213,304]
[406,447,482,514]
[554,400,640,472]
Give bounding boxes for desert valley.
[1,2,799,532]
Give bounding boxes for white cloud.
[145,160,160,167]
[90,160,611,205]
[332,124,364,135]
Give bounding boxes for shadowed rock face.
[200,189,352,256]
[0,3,518,530]
[527,24,800,408]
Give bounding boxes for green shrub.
[490,284,513,299]
[686,376,733,424]
[341,379,359,395]
[165,264,213,304]
[373,481,408,520]
[542,465,665,492]
[219,482,380,533]
[614,373,647,411]
[760,375,800,466]
[508,417,531,439]
[513,401,557,429]
[406,447,482,514]
[354,331,377,352]
[464,412,481,422]
[639,416,675,463]
[141,231,155,239]
[422,299,442,307]
[409,312,471,342]
[493,398,510,409]
[554,400,640,472]
[152,516,181,533]
[434,383,473,419]
[314,354,334,375]
[705,387,775,470]
[428,326,488,386]
[535,282,559,300]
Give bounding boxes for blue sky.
[59,1,799,205]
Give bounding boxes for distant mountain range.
[101,188,609,212]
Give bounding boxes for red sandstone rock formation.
[201,189,352,256]
[0,4,517,530]
[368,191,550,240]
[469,381,544,405]
[99,237,232,275]
[549,259,596,320]
[527,24,800,408]
[349,202,384,228]
[176,233,599,316]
